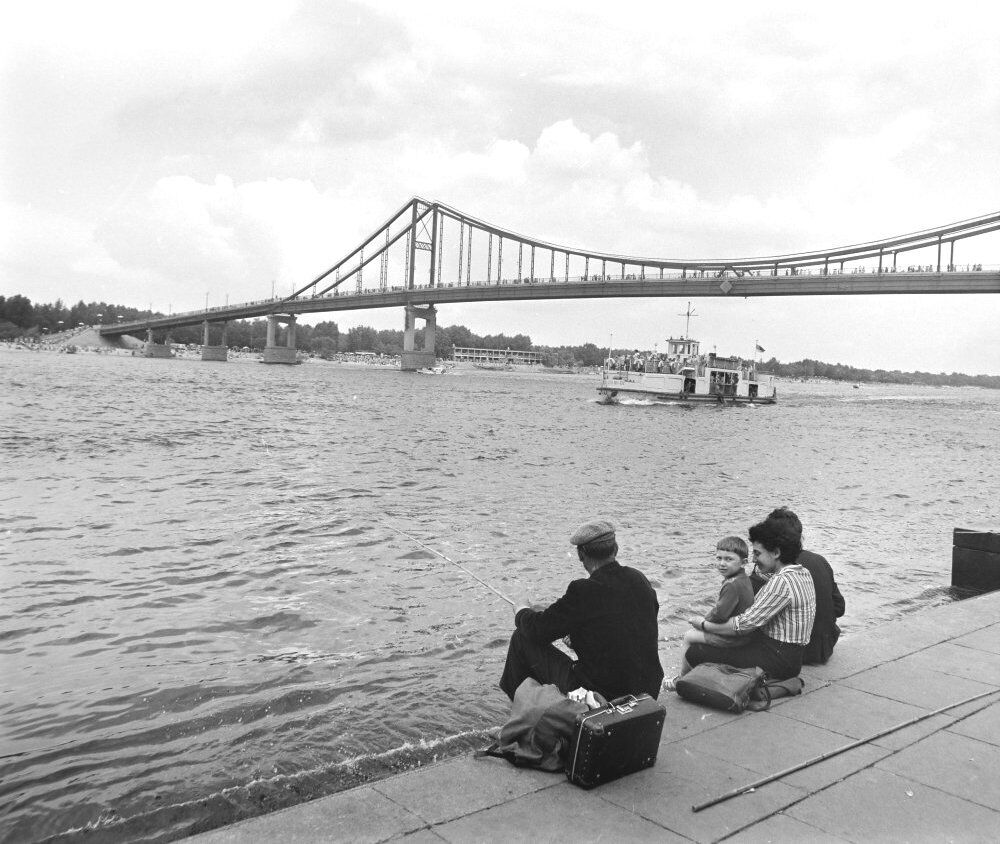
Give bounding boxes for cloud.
[3,3,998,372]
[2,201,148,302]
[387,120,806,261]
[59,110,973,316]
[93,174,361,304]
[532,120,644,176]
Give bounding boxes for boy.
[664,535,754,690]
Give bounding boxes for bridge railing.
[271,262,996,300]
[113,261,998,331]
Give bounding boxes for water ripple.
[2,354,998,842]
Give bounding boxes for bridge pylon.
[201,319,228,362]
[262,314,298,364]
[401,304,436,371]
[144,328,173,358]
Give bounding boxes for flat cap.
[569,519,616,546]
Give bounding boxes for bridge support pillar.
[401,305,437,371]
[262,314,298,364]
[201,320,228,362]
[144,328,173,358]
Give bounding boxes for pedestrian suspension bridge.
[99,200,1000,368]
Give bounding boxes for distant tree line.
[760,357,1000,389]
[0,295,149,339]
[2,294,997,387]
[0,294,535,359]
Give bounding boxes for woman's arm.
[688,616,739,636]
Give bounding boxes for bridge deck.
[99,270,1000,336]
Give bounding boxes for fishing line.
[692,687,1000,812]
[384,523,514,606]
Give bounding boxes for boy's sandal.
[662,676,680,692]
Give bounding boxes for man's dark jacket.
[514,560,663,699]
[797,550,845,664]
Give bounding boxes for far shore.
[5,332,995,388]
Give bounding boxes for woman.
[672,517,817,684]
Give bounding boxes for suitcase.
[565,694,666,789]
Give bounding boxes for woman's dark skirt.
[685,630,804,680]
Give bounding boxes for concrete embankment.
[192,590,1000,843]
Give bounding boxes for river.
[2,349,998,842]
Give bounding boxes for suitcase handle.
[608,694,638,707]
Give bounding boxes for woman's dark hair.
[767,506,803,540]
[748,517,802,564]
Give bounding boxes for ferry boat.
[597,335,777,405]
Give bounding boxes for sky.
[3,0,999,373]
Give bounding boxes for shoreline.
[4,341,996,389]
[190,587,1000,843]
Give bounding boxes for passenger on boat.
[499,520,664,701]
[671,517,816,684]
[750,507,845,665]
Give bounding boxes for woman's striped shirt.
[732,564,816,645]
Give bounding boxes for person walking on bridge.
[499,520,664,701]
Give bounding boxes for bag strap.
[746,675,773,711]
[474,742,504,760]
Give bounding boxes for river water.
[2,349,998,842]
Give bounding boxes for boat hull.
[597,371,777,405]
[597,386,775,404]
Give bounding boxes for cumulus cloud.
[3,2,998,371]
[532,120,645,176]
[93,174,359,304]
[389,120,806,260]
[3,201,145,302]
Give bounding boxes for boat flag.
[755,343,766,353]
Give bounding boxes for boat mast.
[603,332,613,385]
[678,301,698,339]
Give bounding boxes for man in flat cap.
[499,520,663,701]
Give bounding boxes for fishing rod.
[385,523,515,607]
[692,687,1000,812]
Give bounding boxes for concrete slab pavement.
[191,590,1000,843]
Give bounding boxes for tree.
[377,328,403,355]
[311,335,338,357]
[344,325,382,353]
[67,300,90,328]
[578,343,604,366]
[312,320,339,348]
[2,294,34,327]
[436,324,476,358]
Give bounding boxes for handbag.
[674,663,770,713]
